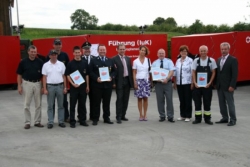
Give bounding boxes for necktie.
[102,57,105,62]
[220,56,225,71]
[121,56,128,77]
[160,60,163,68]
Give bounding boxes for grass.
[15,28,186,41]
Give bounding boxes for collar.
[222,54,229,59]
[49,60,58,64]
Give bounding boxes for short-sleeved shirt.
[16,57,43,80]
[192,57,217,71]
[42,60,65,84]
[151,58,175,79]
[174,56,193,85]
[133,57,151,80]
[46,51,69,66]
[65,59,89,87]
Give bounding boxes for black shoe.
[70,124,76,128]
[205,120,213,125]
[80,122,89,127]
[92,121,98,126]
[215,119,228,124]
[117,119,122,124]
[192,120,201,124]
[59,123,66,128]
[168,118,175,123]
[47,124,53,129]
[121,117,129,121]
[159,118,165,122]
[227,121,236,126]
[104,120,114,124]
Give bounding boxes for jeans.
[47,84,64,124]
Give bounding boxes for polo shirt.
[42,60,65,84]
[16,57,43,81]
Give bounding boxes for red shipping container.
[0,36,20,85]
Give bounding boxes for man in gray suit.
[112,43,133,124]
[215,42,238,126]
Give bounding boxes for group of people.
[172,43,238,126]
[16,38,238,130]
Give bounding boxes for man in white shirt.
[42,50,67,129]
[192,45,217,125]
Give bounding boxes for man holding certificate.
[151,49,175,123]
[65,46,89,128]
[192,45,217,125]
[89,44,116,126]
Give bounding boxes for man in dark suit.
[215,42,238,126]
[112,44,133,124]
[89,44,116,126]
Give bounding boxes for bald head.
[157,48,166,60]
[199,45,208,58]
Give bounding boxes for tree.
[188,19,204,34]
[217,24,231,32]
[165,17,177,27]
[70,9,98,30]
[153,17,165,25]
[204,24,218,33]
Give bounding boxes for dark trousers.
[193,87,212,111]
[217,88,236,122]
[177,84,192,118]
[70,87,87,125]
[92,87,112,121]
[77,90,94,120]
[53,93,69,120]
[115,77,130,120]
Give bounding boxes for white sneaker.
[185,118,191,122]
[177,117,185,121]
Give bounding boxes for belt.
[123,76,129,78]
[47,82,63,86]
[24,79,40,83]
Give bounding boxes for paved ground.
[0,85,250,167]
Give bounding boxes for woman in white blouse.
[173,45,194,122]
[133,46,151,121]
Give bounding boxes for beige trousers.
[22,80,42,124]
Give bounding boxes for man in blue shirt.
[151,49,175,123]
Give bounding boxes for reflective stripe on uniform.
[195,111,202,115]
[204,111,211,116]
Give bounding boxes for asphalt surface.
[0,85,250,167]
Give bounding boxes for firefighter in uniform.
[65,46,89,128]
[78,41,95,121]
[192,45,217,125]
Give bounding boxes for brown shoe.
[34,123,44,128]
[24,124,30,129]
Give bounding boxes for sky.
[10,0,249,29]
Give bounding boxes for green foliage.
[204,24,218,33]
[217,24,231,32]
[188,19,204,34]
[153,17,165,25]
[70,9,98,30]
[232,22,250,31]
[165,17,177,27]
